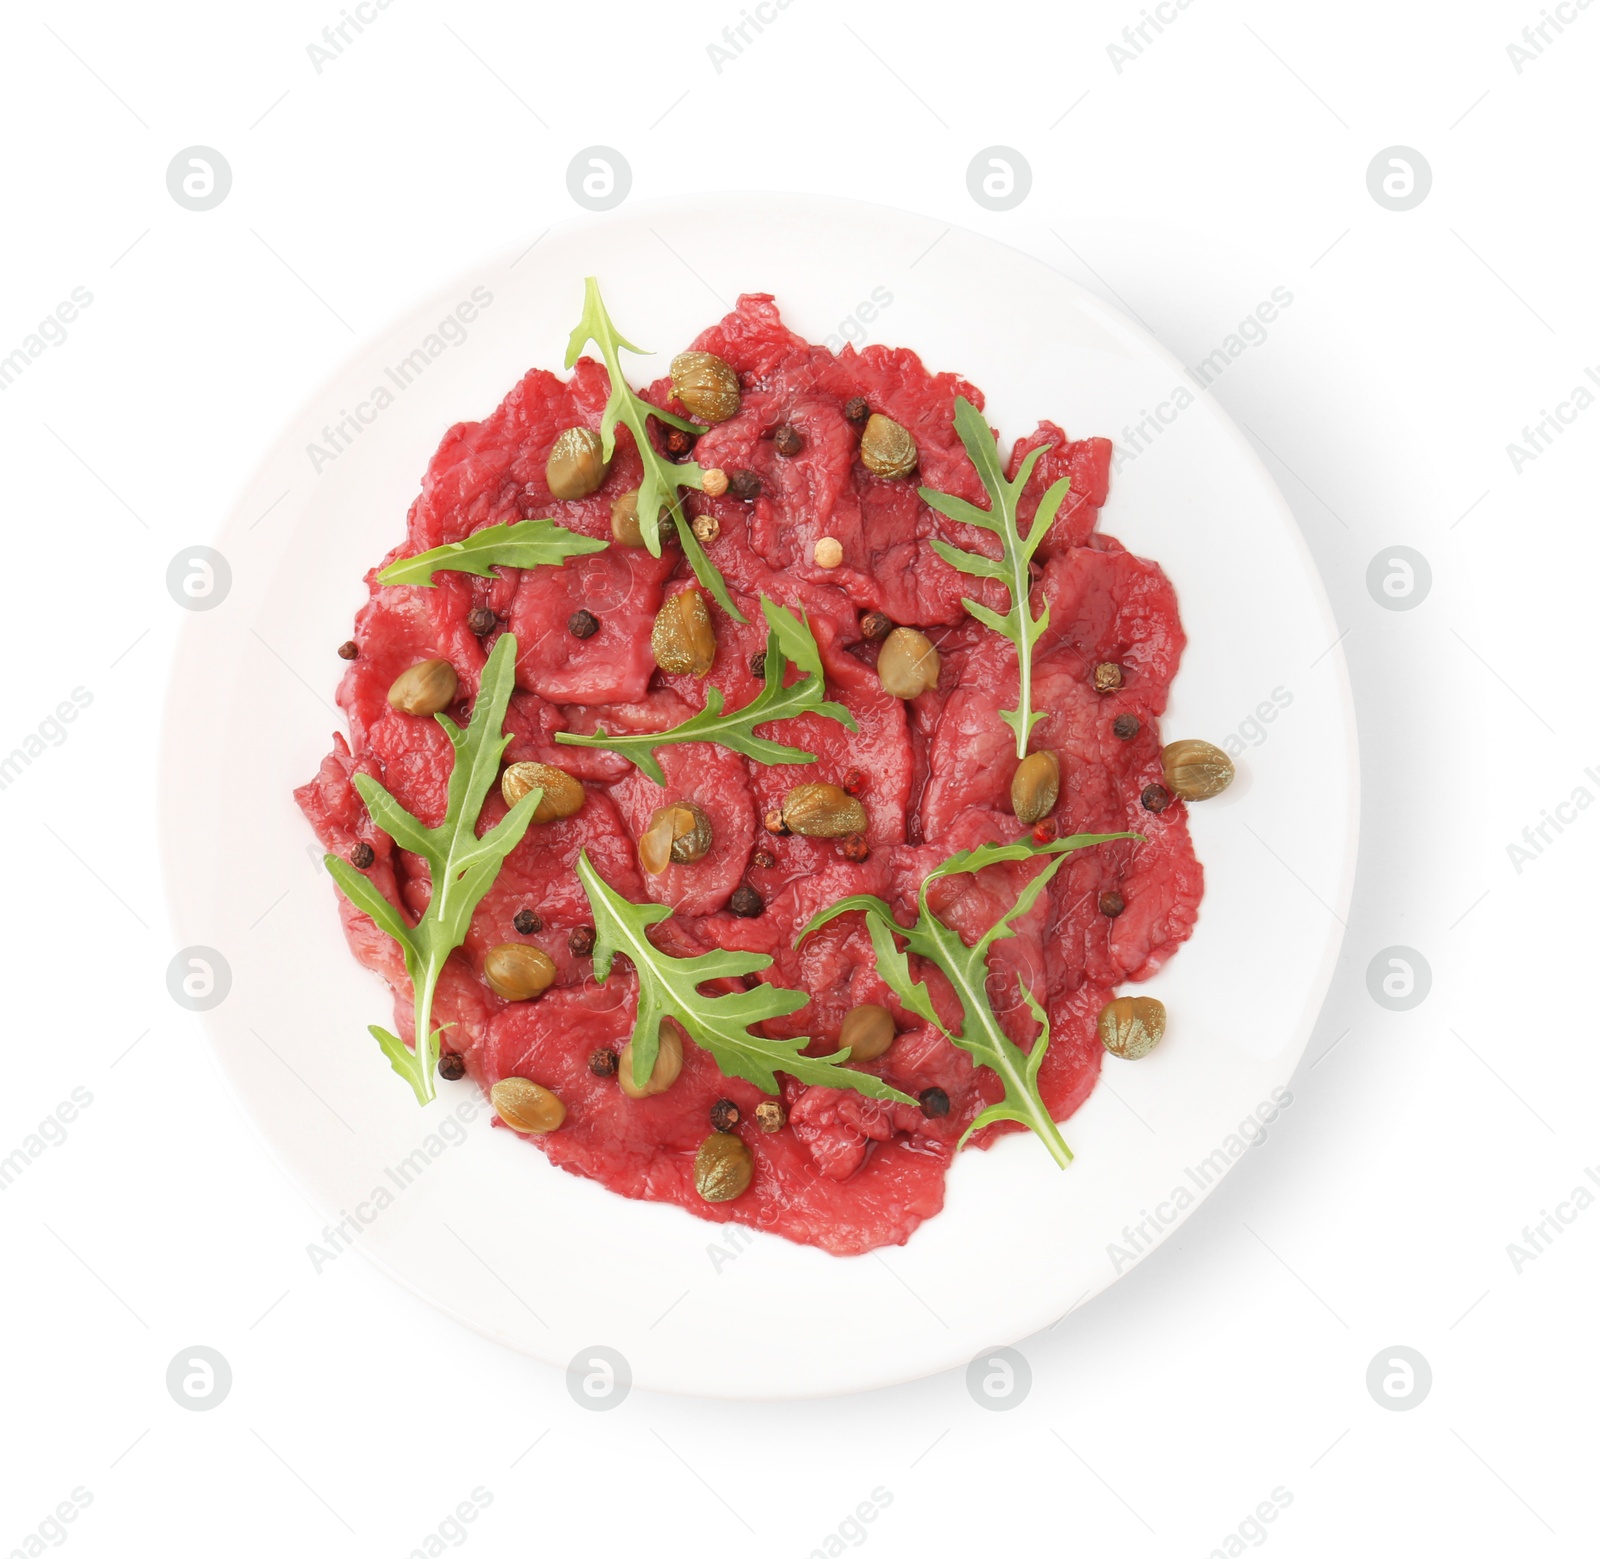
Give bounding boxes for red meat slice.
[295,292,1204,1255]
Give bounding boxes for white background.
[1,1,1594,1554]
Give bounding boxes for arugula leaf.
[325,633,543,1106]
[575,851,916,1105]
[554,597,856,785]
[797,833,1137,1166]
[920,395,1071,758]
[376,519,608,587]
[565,277,746,623]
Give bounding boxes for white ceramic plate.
[159,194,1357,1399]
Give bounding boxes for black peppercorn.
[709,1098,741,1131]
[1141,784,1171,814]
[337,639,359,660]
[466,606,496,636]
[729,884,764,918]
[664,426,697,459]
[588,1048,619,1079]
[773,424,804,456]
[349,841,375,870]
[859,611,893,642]
[843,396,869,423]
[437,1051,466,1081]
[568,925,596,956]
[918,1087,950,1118]
[513,908,543,935]
[839,833,870,863]
[1113,713,1140,741]
[727,468,762,502]
[568,609,600,639]
[1099,890,1125,917]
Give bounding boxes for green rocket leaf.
[325,632,542,1106]
[565,276,746,622]
[555,597,856,785]
[920,395,1070,758]
[376,519,608,587]
[575,851,916,1105]
[797,832,1137,1166]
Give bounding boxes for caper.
[618,1018,686,1099]
[651,588,717,677]
[876,627,940,699]
[694,1131,754,1202]
[639,801,713,874]
[859,413,917,479]
[610,488,659,548]
[1162,739,1235,801]
[501,761,586,823]
[670,350,741,423]
[490,1076,565,1133]
[781,782,868,838]
[838,1004,895,1063]
[546,426,609,500]
[1011,751,1060,825]
[482,943,557,1002]
[387,658,458,715]
[1097,995,1166,1059]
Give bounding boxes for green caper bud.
[670,350,741,423]
[859,413,917,479]
[610,488,660,548]
[618,1018,685,1099]
[546,426,609,500]
[694,1131,754,1202]
[838,1004,895,1063]
[876,627,940,699]
[501,761,586,823]
[490,1076,565,1133]
[639,802,713,874]
[651,587,717,677]
[482,944,557,1002]
[1162,739,1235,801]
[1097,996,1166,1059]
[1011,751,1060,825]
[387,657,458,715]
[780,782,867,838]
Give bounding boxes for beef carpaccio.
[296,293,1203,1256]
